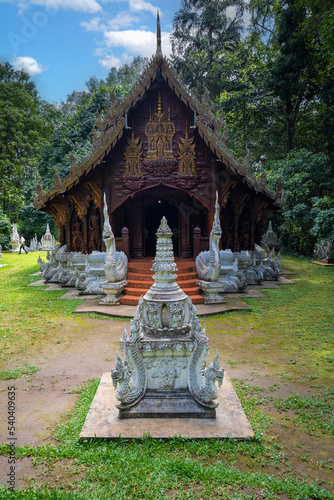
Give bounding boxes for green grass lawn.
[0,251,333,499]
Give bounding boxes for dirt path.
[0,316,124,446]
[0,313,333,491]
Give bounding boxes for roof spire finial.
[157,91,163,114]
[156,10,163,63]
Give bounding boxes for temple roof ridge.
[156,10,163,63]
[33,32,284,210]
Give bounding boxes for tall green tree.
[38,56,149,189]
[247,0,334,156]
[266,150,334,255]
[214,36,280,159]
[105,56,149,97]
[171,0,244,99]
[0,62,59,219]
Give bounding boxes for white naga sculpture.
[196,193,247,303]
[103,193,128,282]
[196,192,222,282]
[100,193,128,305]
[111,216,224,418]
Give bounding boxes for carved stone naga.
[259,250,281,280]
[218,258,247,292]
[111,299,146,407]
[103,193,128,282]
[196,192,222,281]
[188,305,224,406]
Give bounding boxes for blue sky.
[0,0,181,103]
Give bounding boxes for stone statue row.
[195,193,282,304]
[10,224,57,252]
[316,241,334,263]
[37,195,128,305]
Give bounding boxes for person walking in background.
[19,235,28,254]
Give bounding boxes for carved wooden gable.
[178,123,196,176]
[145,93,175,161]
[124,131,142,176]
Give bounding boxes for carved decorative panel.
[145,93,175,161]
[178,123,196,176]
[124,131,143,176]
[68,191,91,220]
[84,181,102,208]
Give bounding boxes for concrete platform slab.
[28,279,69,290]
[73,295,252,318]
[311,260,334,267]
[28,273,295,317]
[280,268,295,275]
[80,372,254,440]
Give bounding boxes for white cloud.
[81,16,103,31]
[99,53,122,69]
[129,0,158,16]
[94,47,105,56]
[35,0,102,13]
[81,11,140,32]
[103,29,171,57]
[12,56,48,75]
[99,51,133,68]
[107,11,140,30]
[13,0,102,14]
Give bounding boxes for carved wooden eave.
[34,51,284,211]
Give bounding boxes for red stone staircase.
[121,258,204,306]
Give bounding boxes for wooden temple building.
[34,18,284,260]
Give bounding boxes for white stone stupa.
[111,216,224,419]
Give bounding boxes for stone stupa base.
[100,280,127,305]
[80,372,254,440]
[117,389,216,419]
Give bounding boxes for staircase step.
[126,278,198,289]
[125,286,201,297]
[121,294,203,306]
[127,272,197,281]
[127,265,196,273]
[127,273,153,282]
[126,280,154,289]
[121,258,202,306]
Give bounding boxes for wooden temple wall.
[49,179,270,258]
[44,82,273,258]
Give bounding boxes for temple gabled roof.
[34,15,285,210]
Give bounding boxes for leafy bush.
[310,196,334,242]
[18,204,57,245]
[0,208,12,250]
[266,150,334,256]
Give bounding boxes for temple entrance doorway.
[144,199,178,256]
[112,185,208,259]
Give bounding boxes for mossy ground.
[0,252,333,499]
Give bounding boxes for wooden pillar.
[250,216,256,250]
[132,200,142,258]
[82,214,88,253]
[206,200,214,239]
[122,227,130,258]
[193,226,201,258]
[65,220,71,251]
[233,211,241,253]
[180,211,191,258]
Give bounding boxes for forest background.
[1,0,334,257]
